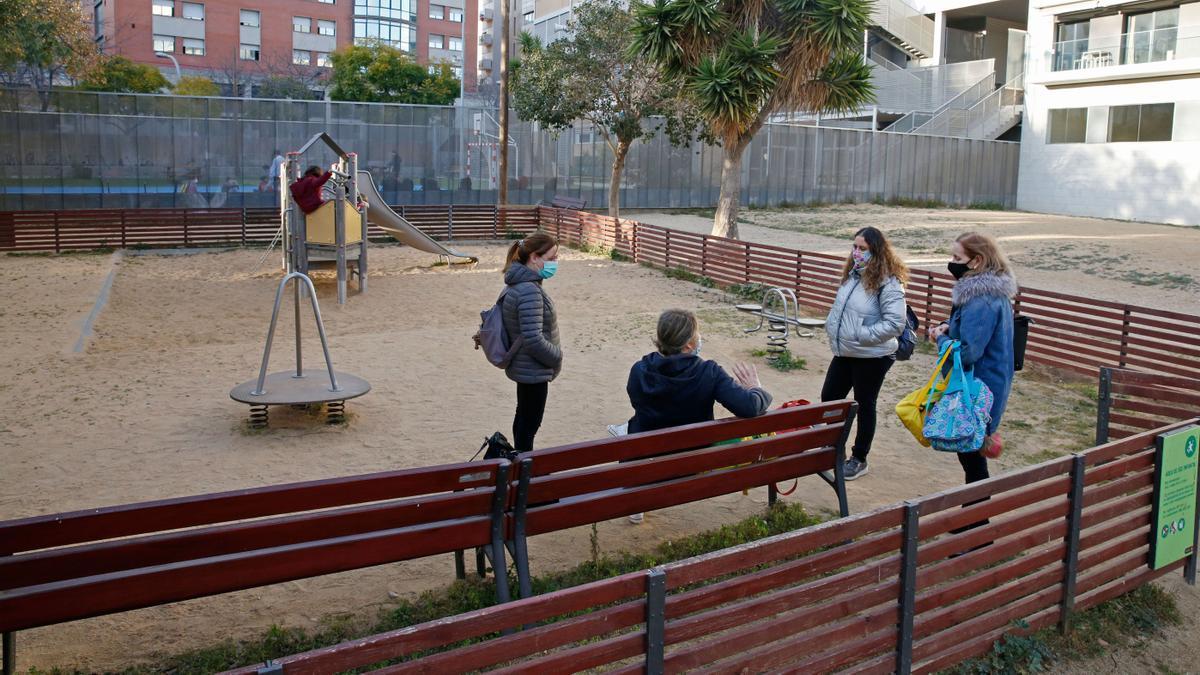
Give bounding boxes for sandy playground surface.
[0,210,1196,671]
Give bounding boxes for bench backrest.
[1096,367,1200,444]
[550,195,587,210]
[516,401,856,537]
[0,460,510,633]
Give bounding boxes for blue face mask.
[539,260,558,280]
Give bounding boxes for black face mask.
[948,262,971,280]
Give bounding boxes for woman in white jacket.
[821,226,909,480]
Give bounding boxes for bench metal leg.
[767,481,778,508]
[475,546,487,578]
[3,631,14,675]
[514,459,534,599]
[454,550,466,579]
[833,460,850,518]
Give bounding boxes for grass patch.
[726,282,770,302]
[70,503,823,674]
[870,195,949,209]
[968,201,1007,211]
[662,265,715,288]
[947,584,1182,674]
[750,348,807,372]
[7,247,116,257]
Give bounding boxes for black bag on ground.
[474,431,519,462]
[1013,315,1032,372]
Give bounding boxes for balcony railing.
[1051,27,1200,72]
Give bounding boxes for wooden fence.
[1,204,1196,381]
[1096,369,1200,444]
[228,418,1200,674]
[537,207,1200,380]
[0,205,540,253]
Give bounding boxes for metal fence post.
[241,208,247,246]
[743,241,751,283]
[120,211,127,248]
[1118,308,1132,368]
[1188,468,1200,585]
[1059,454,1086,634]
[53,212,61,253]
[645,567,666,675]
[896,501,920,675]
[1096,368,1112,445]
[447,204,454,241]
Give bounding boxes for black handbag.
[472,431,519,462]
[1013,315,1032,372]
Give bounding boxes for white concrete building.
[1017,0,1200,224]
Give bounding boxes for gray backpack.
[473,289,523,368]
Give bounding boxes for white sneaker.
[628,512,644,524]
[607,423,628,437]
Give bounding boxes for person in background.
[500,233,563,453]
[288,165,333,214]
[267,150,285,191]
[620,308,772,523]
[821,226,909,481]
[928,232,1016,485]
[257,175,270,192]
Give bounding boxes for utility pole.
[497,0,510,205]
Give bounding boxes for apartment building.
[1017,0,1200,224]
[89,0,478,95]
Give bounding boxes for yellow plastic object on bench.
[306,199,362,246]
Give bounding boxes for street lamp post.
[155,51,181,82]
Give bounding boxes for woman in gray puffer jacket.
[821,226,909,481]
[501,233,562,452]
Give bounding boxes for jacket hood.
[505,262,542,286]
[952,271,1018,306]
[633,352,705,397]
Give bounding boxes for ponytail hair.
[503,232,558,272]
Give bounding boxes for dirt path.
[630,205,1200,313]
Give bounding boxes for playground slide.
[357,171,475,261]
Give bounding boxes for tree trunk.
[712,142,745,239]
[608,141,629,218]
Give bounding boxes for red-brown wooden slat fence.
[224,418,1200,674]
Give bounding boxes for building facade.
[1017,0,1200,224]
[89,0,478,95]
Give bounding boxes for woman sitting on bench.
[617,308,773,522]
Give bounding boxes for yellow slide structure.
[357,171,476,261]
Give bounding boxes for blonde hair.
[654,309,698,356]
[956,232,1011,277]
[840,226,909,293]
[503,232,558,273]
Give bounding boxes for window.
[318,0,335,4]
[1047,108,1087,144]
[316,52,332,67]
[452,65,462,79]
[182,38,205,55]
[152,0,173,17]
[318,19,336,36]
[353,19,415,50]
[1108,103,1175,142]
[448,8,463,22]
[240,44,260,60]
[94,0,103,39]
[293,49,311,65]
[429,4,444,19]
[523,11,534,22]
[429,34,444,49]
[353,0,416,22]
[294,16,311,33]
[182,2,204,20]
[240,9,260,27]
[448,36,462,51]
[1125,7,1179,65]
[153,35,175,52]
[1052,20,1090,71]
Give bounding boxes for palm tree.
[630,0,873,239]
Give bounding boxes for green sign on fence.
[1151,425,1200,571]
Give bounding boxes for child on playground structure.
[618,309,773,523]
[289,164,334,215]
[501,233,562,453]
[928,232,1016,485]
[821,226,910,482]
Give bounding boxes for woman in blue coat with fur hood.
[929,232,1016,485]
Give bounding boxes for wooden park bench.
[543,195,587,210]
[0,460,513,668]
[1095,367,1200,444]
[503,400,857,598]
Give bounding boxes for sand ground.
[1,211,1196,671]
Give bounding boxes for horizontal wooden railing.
[537,207,1200,380]
[227,418,1200,674]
